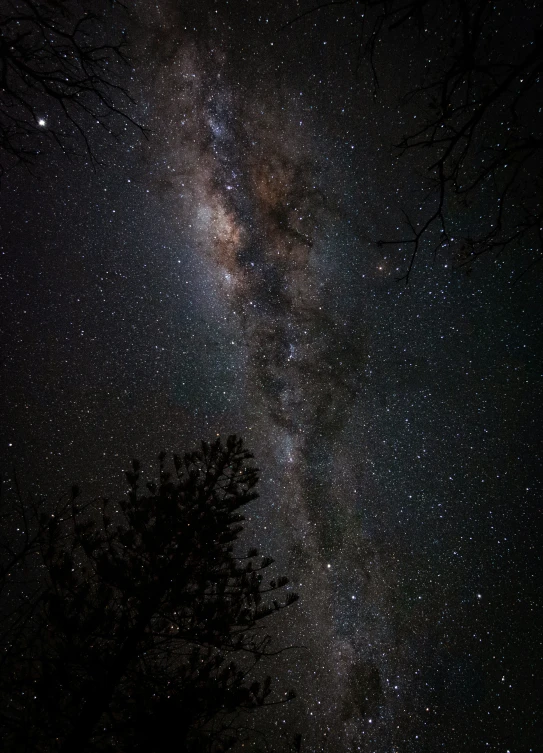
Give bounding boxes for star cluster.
[0,1,540,751]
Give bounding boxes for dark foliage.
[288,0,543,281]
[0,436,299,752]
[0,0,144,176]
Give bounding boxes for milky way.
[1,2,538,750]
[146,32,418,750]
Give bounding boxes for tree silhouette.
[0,0,144,177]
[286,0,542,281]
[0,436,299,753]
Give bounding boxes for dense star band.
[0,1,540,751]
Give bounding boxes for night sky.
[0,1,541,751]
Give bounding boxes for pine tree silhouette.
[0,436,299,753]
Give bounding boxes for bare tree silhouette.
[0,0,145,176]
[286,0,543,281]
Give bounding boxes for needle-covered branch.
[0,436,300,753]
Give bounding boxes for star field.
[0,1,540,751]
